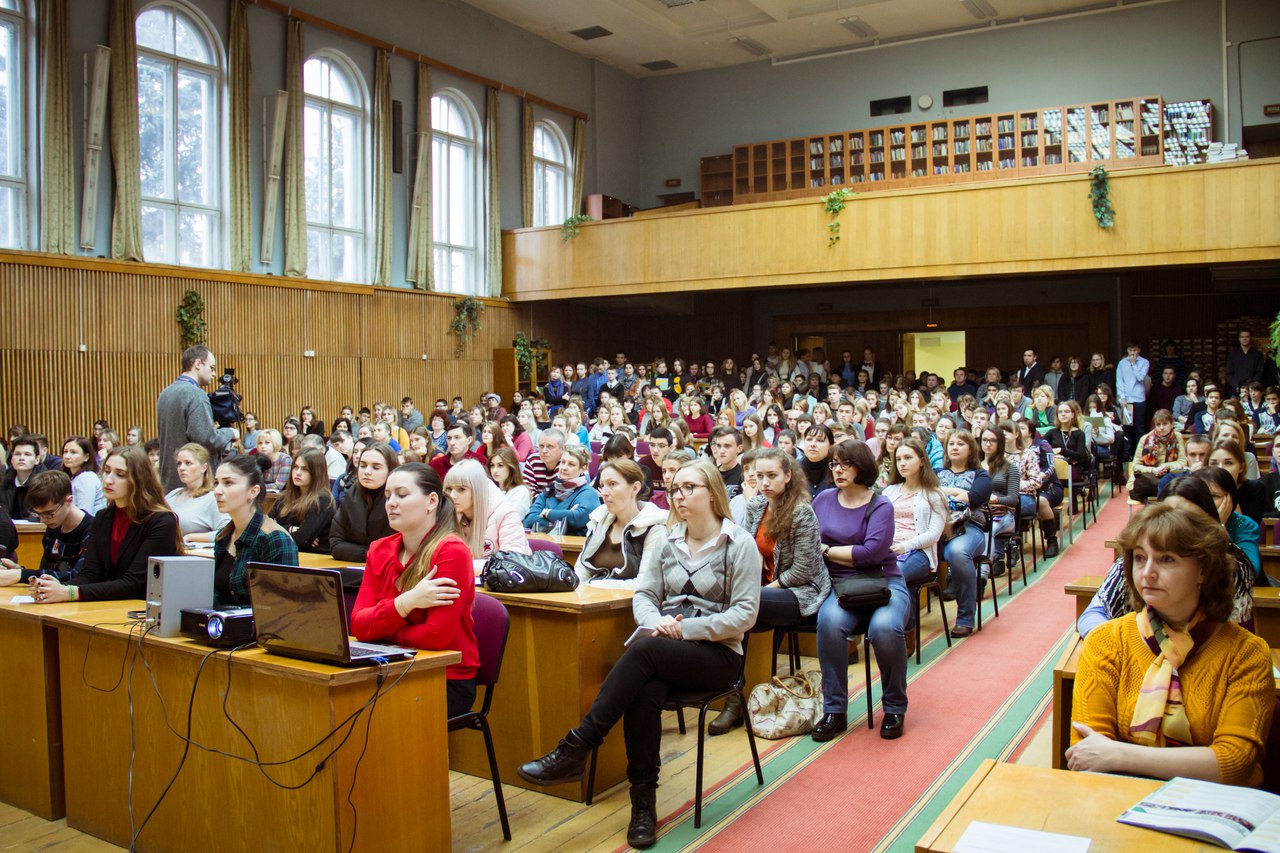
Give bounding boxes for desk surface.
[0,595,138,626]
[915,760,1218,852]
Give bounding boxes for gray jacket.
[633,518,761,655]
[575,501,668,586]
[156,377,236,493]
[741,495,830,617]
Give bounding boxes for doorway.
[902,330,966,379]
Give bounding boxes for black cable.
[128,638,221,852]
[345,660,388,853]
[79,619,145,693]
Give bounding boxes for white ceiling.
[460,0,1168,77]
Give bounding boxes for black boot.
[517,730,592,786]
[990,552,1006,578]
[1041,520,1060,558]
[627,783,659,848]
[708,692,744,736]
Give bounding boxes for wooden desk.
[1064,575,1103,620]
[1254,587,1280,647]
[48,609,459,851]
[0,595,132,820]
[448,584,775,802]
[13,520,46,568]
[915,759,1216,852]
[1262,544,1280,578]
[527,532,587,563]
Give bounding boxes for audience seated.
[165,443,227,543]
[0,471,93,587]
[576,459,667,589]
[1069,504,1273,787]
[444,459,530,576]
[255,429,291,491]
[211,455,298,607]
[268,447,336,554]
[330,443,399,562]
[59,436,106,515]
[0,436,40,520]
[523,445,601,536]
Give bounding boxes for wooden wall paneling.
[502,159,1280,301]
[0,350,93,443]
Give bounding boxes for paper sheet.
[954,821,1090,853]
[624,625,656,647]
[8,595,35,604]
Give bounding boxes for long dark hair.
[62,435,98,475]
[275,447,330,519]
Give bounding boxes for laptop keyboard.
[349,642,396,657]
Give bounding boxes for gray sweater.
[741,495,830,617]
[156,377,236,492]
[633,517,761,654]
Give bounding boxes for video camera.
[209,367,244,428]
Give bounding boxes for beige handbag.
[747,671,822,739]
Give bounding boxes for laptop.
[245,563,416,667]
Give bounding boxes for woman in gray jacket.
[518,458,760,849]
[575,459,668,588]
[708,446,828,735]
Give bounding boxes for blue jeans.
[943,524,984,629]
[816,576,910,715]
[898,550,932,631]
[985,512,1016,559]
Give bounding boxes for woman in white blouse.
[164,443,227,543]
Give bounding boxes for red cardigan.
[685,413,715,439]
[351,532,478,680]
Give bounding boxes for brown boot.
[707,692,744,736]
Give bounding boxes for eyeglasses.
[670,483,708,498]
[828,460,852,471]
[32,507,62,521]
[981,437,1000,443]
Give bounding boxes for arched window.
[431,90,481,295]
[0,0,26,248]
[136,1,223,267]
[532,120,569,227]
[303,52,366,283]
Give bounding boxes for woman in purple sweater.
[811,438,908,742]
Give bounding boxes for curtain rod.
[251,0,589,121]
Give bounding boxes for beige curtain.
[282,18,307,277]
[484,87,501,297]
[570,117,586,218]
[227,0,252,270]
[39,0,74,253]
[405,64,433,290]
[108,0,142,260]
[521,99,533,228]
[370,49,393,285]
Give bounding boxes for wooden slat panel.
[0,259,517,442]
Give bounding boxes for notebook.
[245,563,415,667]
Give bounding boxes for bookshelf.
[1164,99,1214,166]
[730,96,1169,204]
[699,154,733,207]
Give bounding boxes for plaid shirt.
[213,509,299,606]
[266,453,292,491]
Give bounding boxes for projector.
[181,607,255,648]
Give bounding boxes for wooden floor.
[2,599,1052,852]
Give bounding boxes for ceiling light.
[838,16,878,38]
[641,59,679,71]
[570,25,612,40]
[959,0,986,19]
[658,0,698,7]
[730,35,771,56]
[973,0,998,16]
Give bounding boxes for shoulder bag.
[482,550,579,593]
[747,672,823,739]
[830,494,890,612]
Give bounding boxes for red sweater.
[685,414,715,439]
[429,450,485,480]
[350,533,478,680]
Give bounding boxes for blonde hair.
[176,442,214,497]
[666,458,732,528]
[443,459,496,559]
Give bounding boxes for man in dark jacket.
[1226,329,1265,395]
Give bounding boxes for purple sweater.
[811,490,898,578]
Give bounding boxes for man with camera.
[156,345,239,492]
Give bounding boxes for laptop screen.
[247,564,347,660]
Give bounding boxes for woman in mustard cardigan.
[1068,503,1273,787]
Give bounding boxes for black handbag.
[832,574,890,611]
[482,550,580,593]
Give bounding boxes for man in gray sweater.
[156,345,239,492]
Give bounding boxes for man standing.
[1115,340,1150,449]
[1149,367,1180,416]
[156,345,238,493]
[1016,349,1045,394]
[948,368,976,403]
[1226,329,1264,396]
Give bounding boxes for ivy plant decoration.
[823,188,853,247]
[513,330,552,388]
[175,289,207,348]
[1089,166,1115,229]
[561,214,592,242]
[450,296,485,357]
[1269,310,1280,366]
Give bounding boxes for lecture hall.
[1,0,1280,850]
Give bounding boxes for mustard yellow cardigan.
[1072,615,1274,787]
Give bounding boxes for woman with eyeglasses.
[518,458,760,849]
[1193,466,1263,582]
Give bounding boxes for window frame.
[302,49,370,284]
[134,0,227,269]
[0,0,30,249]
[531,119,570,228]
[430,88,483,296]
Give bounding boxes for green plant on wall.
[561,214,592,242]
[451,296,485,357]
[1089,166,1115,229]
[823,188,853,247]
[513,330,551,388]
[1270,310,1280,365]
[175,290,207,347]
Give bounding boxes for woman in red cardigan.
[350,462,479,718]
[684,395,715,439]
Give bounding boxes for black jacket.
[329,487,393,562]
[270,491,336,554]
[0,505,16,557]
[1058,372,1091,406]
[76,506,180,601]
[0,469,33,521]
